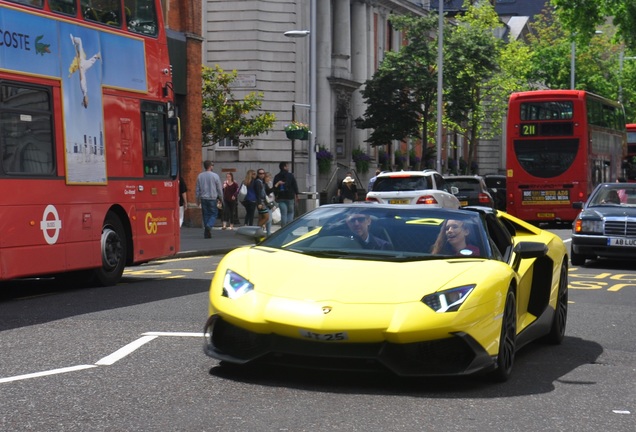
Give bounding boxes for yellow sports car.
[204,204,568,381]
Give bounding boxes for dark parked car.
[483,174,507,211]
[444,175,495,208]
[571,182,636,266]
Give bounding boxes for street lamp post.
[434,0,444,174]
[284,0,317,210]
[436,0,444,173]
[571,31,603,90]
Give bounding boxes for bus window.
[81,0,121,27]
[0,83,54,176]
[7,0,43,8]
[49,0,76,16]
[125,0,158,36]
[142,102,169,176]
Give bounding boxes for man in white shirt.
[195,160,223,238]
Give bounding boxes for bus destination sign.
[520,123,538,136]
[521,189,570,205]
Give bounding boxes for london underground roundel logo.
[40,204,62,245]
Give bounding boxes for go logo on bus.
[40,204,62,245]
[145,212,168,235]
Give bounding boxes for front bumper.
[571,234,636,259]
[203,315,495,377]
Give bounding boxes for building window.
[216,137,237,149]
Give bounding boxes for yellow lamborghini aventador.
[204,204,568,382]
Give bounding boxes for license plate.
[299,330,348,341]
[388,199,410,205]
[460,201,468,206]
[608,237,636,247]
[537,212,555,218]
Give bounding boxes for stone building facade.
[202,0,430,204]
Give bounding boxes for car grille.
[604,218,636,236]
[208,316,492,376]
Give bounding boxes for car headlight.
[222,270,254,299]
[573,219,603,234]
[422,285,475,313]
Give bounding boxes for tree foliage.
[553,0,636,50]
[357,14,439,153]
[201,65,276,148]
[444,0,503,169]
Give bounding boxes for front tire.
[544,262,568,344]
[490,288,516,383]
[94,212,127,286]
[570,247,587,266]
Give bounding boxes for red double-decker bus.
[0,0,179,285]
[625,123,636,181]
[506,90,626,224]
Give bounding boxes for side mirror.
[235,226,266,243]
[511,241,548,271]
[450,186,459,195]
[572,202,584,209]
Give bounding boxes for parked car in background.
[571,182,636,266]
[444,175,495,209]
[366,170,460,208]
[483,174,507,211]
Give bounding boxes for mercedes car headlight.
[573,219,603,234]
[422,285,475,313]
[222,270,254,299]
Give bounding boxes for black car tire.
[570,248,587,266]
[489,287,516,383]
[543,262,568,345]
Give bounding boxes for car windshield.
[446,179,481,193]
[588,185,636,207]
[260,205,489,260]
[372,175,432,192]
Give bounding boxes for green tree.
[444,0,503,173]
[357,14,440,168]
[553,0,636,50]
[201,65,276,148]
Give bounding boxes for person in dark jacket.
[273,162,299,227]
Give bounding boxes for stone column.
[332,0,351,80]
[315,0,332,170]
[351,0,368,153]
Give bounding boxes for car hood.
[217,246,493,304]
[581,207,634,218]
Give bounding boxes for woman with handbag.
[241,170,257,226]
[255,169,270,234]
[221,172,239,230]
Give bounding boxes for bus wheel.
[94,213,127,286]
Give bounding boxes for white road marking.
[142,331,204,337]
[95,335,157,366]
[1,332,202,384]
[0,365,97,384]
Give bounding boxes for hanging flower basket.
[285,129,309,140]
[284,121,310,140]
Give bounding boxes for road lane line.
[142,331,204,337]
[95,335,157,366]
[0,365,97,384]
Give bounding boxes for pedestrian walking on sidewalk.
[273,162,299,227]
[195,160,223,238]
[222,172,239,230]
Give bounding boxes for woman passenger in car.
[431,219,481,256]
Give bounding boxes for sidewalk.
[177,225,257,258]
